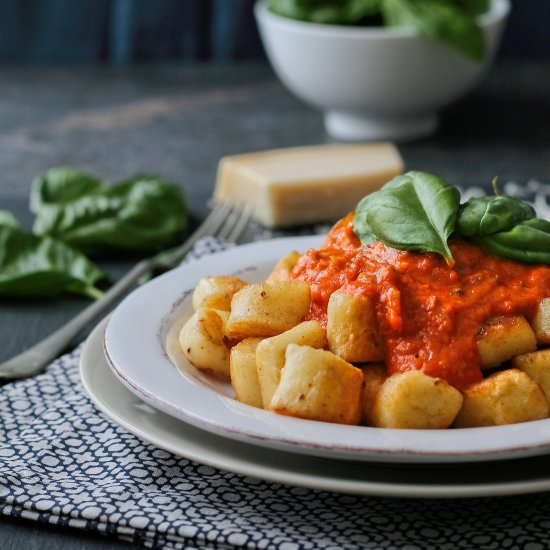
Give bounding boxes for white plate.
[105,237,550,464]
[86,317,550,498]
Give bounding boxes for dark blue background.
[0,0,547,65]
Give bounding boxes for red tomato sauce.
[290,213,550,389]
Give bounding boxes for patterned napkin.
[3,236,550,549]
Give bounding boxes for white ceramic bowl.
[255,0,510,141]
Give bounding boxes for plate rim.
[103,236,550,464]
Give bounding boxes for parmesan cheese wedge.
[213,143,403,228]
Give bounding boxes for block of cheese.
[213,143,403,228]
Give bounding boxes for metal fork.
[0,201,253,379]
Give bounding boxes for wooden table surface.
[1,59,550,548]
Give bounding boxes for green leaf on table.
[31,167,187,256]
[380,0,486,61]
[0,213,105,299]
[353,171,461,263]
[0,210,20,228]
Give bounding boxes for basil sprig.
[268,0,489,61]
[353,172,550,266]
[354,171,460,264]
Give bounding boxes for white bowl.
[255,0,510,141]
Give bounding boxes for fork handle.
[0,260,151,379]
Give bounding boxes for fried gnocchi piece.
[265,251,302,283]
[531,298,550,345]
[512,348,550,402]
[192,276,248,312]
[371,370,463,429]
[360,363,387,426]
[225,281,311,340]
[230,337,263,408]
[327,291,384,363]
[256,320,327,408]
[454,369,550,428]
[179,308,230,376]
[270,344,363,425]
[477,315,537,369]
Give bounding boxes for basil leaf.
[0,214,105,299]
[341,0,381,23]
[380,0,485,61]
[268,0,313,21]
[0,210,19,228]
[471,218,550,265]
[268,0,487,60]
[457,195,536,237]
[32,168,187,256]
[269,0,382,24]
[458,0,490,16]
[30,167,104,210]
[308,5,343,23]
[353,171,460,263]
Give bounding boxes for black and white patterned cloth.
[4,235,550,549]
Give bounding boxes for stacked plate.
[81,237,550,499]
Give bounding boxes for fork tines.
[216,201,254,242]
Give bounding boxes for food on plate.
[327,291,384,363]
[270,344,363,425]
[192,275,248,311]
[214,143,403,227]
[477,315,537,369]
[180,308,231,376]
[453,369,549,428]
[256,320,327,407]
[225,281,311,339]
[229,338,264,408]
[265,251,302,283]
[511,349,550,402]
[531,298,550,344]
[360,364,387,426]
[178,171,550,429]
[370,370,463,430]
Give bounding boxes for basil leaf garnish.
[31,168,187,256]
[470,218,550,265]
[0,212,105,299]
[455,182,550,264]
[457,195,536,236]
[353,171,460,263]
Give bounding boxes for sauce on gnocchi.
[290,213,550,389]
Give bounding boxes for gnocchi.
[177,249,550,430]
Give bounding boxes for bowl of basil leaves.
[255,0,510,141]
